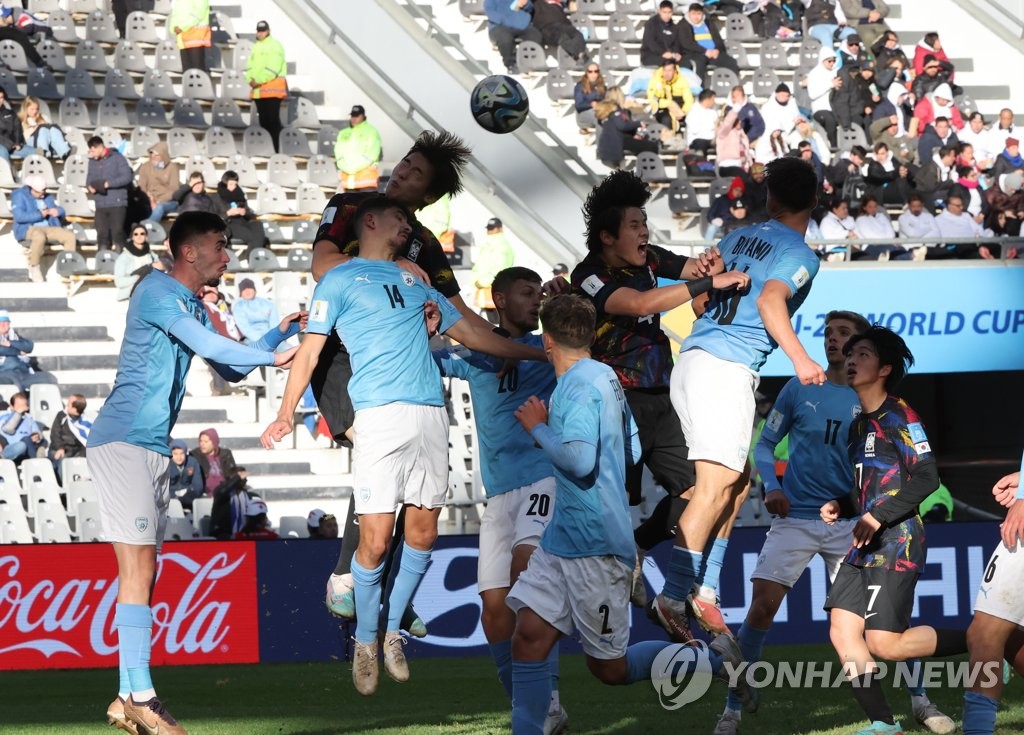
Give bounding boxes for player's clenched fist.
[820,500,840,525]
[712,270,750,291]
[793,354,826,386]
[514,395,548,432]
[260,418,293,449]
[992,470,1020,508]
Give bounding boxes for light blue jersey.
[434,333,555,497]
[684,220,820,370]
[306,258,461,410]
[540,359,638,568]
[757,378,862,519]
[90,271,216,455]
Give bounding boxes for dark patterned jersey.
[844,395,935,572]
[571,245,688,390]
[315,192,460,298]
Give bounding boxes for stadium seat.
[114,39,148,74]
[262,221,286,244]
[278,516,309,538]
[725,12,757,40]
[279,127,312,159]
[709,176,734,203]
[155,38,183,73]
[68,222,95,244]
[183,154,217,186]
[227,153,260,188]
[164,516,196,541]
[77,503,105,542]
[75,40,111,74]
[598,40,631,71]
[708,67,741,99]
[246,247,280,272]
[759,38,789,69]
[182,68,216,101]
[26,67,61,101]
[56,250,91,276]
[93,126,124,150]
[210,10,237,44]
[568,14,597,48]
[211,97,246,129]
[0,190,11,218]
[21,458,62,515]
[0,499,34,544]
[635,151,672,185]
[167,127,199,159]
[459,0,483,17]
[62,456,92,484]
[292,219,317,243]
[545,69,574,104]
[135,96,171,128]
[0,69,21,100]
[316,125,340,158]
[617,0,645,12]
[128,126,160,158]
[257,183,292,215]
[224,246,244,273]
[65,69,103,100]
[230,39,253,72]
[0,39,30,73]
[20,155,57,189]
[0,458,20,498]
[61,154,90,187]
[66,479,98,533]
[38,39,69,73]
[203,125,237,160]
[104,68,140,100]
[286,96,320,131]
[724,40,751,69]
[0,158,15,189]
[295,182,326,215]
[143,68,178,101]
[267,154,301,189]
[97,96,132,127]
[49,10,80,44]
[59,97,93,129]
[286,247,312,271]
[173,98,207,129]
[606,12,636,42]
[85,10,120,44]
[56,184,94,218]
[37,505,73,543]
[515,40,547,75]
[32,2,64,18]
[798,37,822,68]
[126,11,161,45]
[838,124,868,152]
[69,0,103,16]
[94,248,117,275]
[667,178,701,216]
[305,154,338,188]
[167,497,185,518]
[242,125,276,159]
[218,68,251,102]
[142,219,167,244]
[752,68,782,99]
[575,0,607,14]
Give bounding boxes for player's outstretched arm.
[169,318,276,383]
[993,470,1021,508]
[446,318,546,362]
[249,311,308,353]
[260,332,328,449]
[448,292,499,332]
[515,396,598,478]
[680,246,725,280]
[757,280,825,386]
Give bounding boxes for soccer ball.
[470,75,529,134]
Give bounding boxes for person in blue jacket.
[11,174,76,282]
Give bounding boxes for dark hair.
[765,157,817,214]
[825,310,870,334]
[352,195,411,239]
[859,193,879,208]
[539,294,595,350]
[924,32,939,47]
[221,170,239,183]
[934,116,950,126]
[956,164,974,178]
[969,111,984,124]
[946,192,964,206]
[797,140,812,151]
[907,192,924,204]
[659,0,673,8]
[938,144,957,159]
[9,391,27,405]
[849,144,867,158]
[492,266,541,294]
[687,2,703,12]
[829,196,848,212]
[873,141,889,153]
[188,170,205,183]
[169,211,227,259]
[87,135,104,148]
[129,221,146,234]
[407,129,471,202]
[843,326,915,391]
[698,89,715,102]
[583,170,650,252]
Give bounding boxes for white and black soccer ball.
[470,74,529,135]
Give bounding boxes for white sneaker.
[543,704,569,735]
[382,631,409,683]
[352,639,379,696]
[27,265,43,283]
[713,708,742,735]
[912,699,955,734]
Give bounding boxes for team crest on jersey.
[401,272,416,286]
[135,517,149,532]
[310,299,329,323]
[407,239,423,261]
[851,404,862,419]
[864,432,876,456]
[358,487,372,504]
[581,274,604,297]
[322,206,337,224]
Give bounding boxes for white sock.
[699,584,717,600]
[132,687,157,702]
[549,690,560,712]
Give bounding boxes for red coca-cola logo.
[0,542,259,671]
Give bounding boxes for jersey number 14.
[382,284,406,309]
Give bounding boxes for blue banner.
[256,523,1002,661]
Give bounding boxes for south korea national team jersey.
[306,258,461,410]
[759,379,861,519]
[90,271,218,455]
[845,395,935,572]
[434,333,555,497]
[684,219,820,371]
[540,359,638,568]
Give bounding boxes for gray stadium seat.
[126,11,161,45]
[68,222,94,244]
[38,39,69,73]
[104,68,140,100]
[515,40,547,75]
[459,0,483,17]
[725,12,756,40]
[64,127,88,156]
[262,221,286,244]
[134,96,170,128]
[606,12,636,43]
[94,248,117,275]
[172,98,207,129]
[49,10,80,44]
[183,154,217,186]
[65,69,103,100]
[837,124,868,152]
[20,155,57,188]
[85,12,119,45]
[181,68,215,101]
[0,69,22,100]
[667,178,701,216]
[142,68,178,100]
[242,126,275,159]
[295,182,326,215]
[256,183,292,215]
[230,39,252,71]
[142,219,166,243]
[0,39,29,73]
[305,154,338,188]
[114,40,148,74]
[752,68,781,99]
[316,125,340,158]
[291,220,317,243]
[97,97,132,128]
[56,184,93,217]
[61,154,90,187]
[286,247,312,271]
[227,154,260,189]
[575,0,607,14]
[218,68,250,102]
[155,38,183,73]
[708,67,740,99]
[278,126,312,159]
[69,0,103,15]
[27,68,61,100]
[545,69,574,103]
[28,0,62,13]
[203,125,237,159]
[286,96,320,131]
[246,247,280,272]
[635,151,672,185]
[210,10,237,44]
[75,40,110,74]
[56,250,91,277]
[798,37,822,69]
[211,97,246,129]
[127,126,160,158]
[93,126,124,150]
[598,40,631,71]
[724,40,750,69]
[759,38,789,69]
[167,127,199,159]
[708,176,733,202]
[267,154,301,189]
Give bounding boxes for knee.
[404,525,438,551]
[865,634,899,661]
[586,657,625,685]
[359,536,389,566]
[747,597,779,629]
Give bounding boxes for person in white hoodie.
[685,89,719,156]
[854,193,909,259]
[806,46,841,148]
[957,112,994,169]
[756,83,802,162]
[818,196,860,258]
[897,192,941,258]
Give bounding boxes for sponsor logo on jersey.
[864,431,876,456]
[792,265,811,288]
[581,274,604,297]
[310,299,329,323]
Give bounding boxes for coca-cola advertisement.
[0,542,259,671]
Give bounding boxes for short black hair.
[87,135,104,148]
[956,164,974,178]
[859,193,879,208]
[843,326,915,391]
[829,195,848,212]
[698,89,715,102]
[938,144,958,159]
[934,116,950,126]
[687,2,703,12]
[924,32,940,47]
[352,195,411,239]
[907,191,924,204]
[539,294,595,350]
[169,211,227,259]
[583,170,650,252]
[849,145,867,158]
[407,130,472,202]
[659,0,673,8]
[873,141,889,153]
[221,170,239,183]
[825,310,870,334]
[765,157,817,214]
[492,266,540,294]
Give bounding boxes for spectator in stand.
[0,86,37,163]
[172,171,223,216]
[806,46,841,148]
[828,144,866,196]
[874,55,909,96]
[87,135,133,253]
[574,63,606,131]
[483,0,542,75]
[756,83,802,162]
[914,83,963,134]
[831,60,879,139]
[0,8,47,68]
[704,176,747,240]
[169,0,211,73]
[804,0,857,50]
[958,113,996,171]
[138,142,181,224]
[114,224,160,301]
[869,117,914,168]
[897,192,941,255]
[216,170,270,255]
[751,0,804,41]
[334,105,382,193]
[838,0,889,49]
[911,54,959,100]
[48,394,91,465]
[819,196,860,251]
[835,33,868,70]
[935,193,994,258]
[917,117,960,168]
[191,427,238,498]
[232,278,279,344]
[0,311,55,390]
[471,217,515,321]
[532,0,586,63]
[12,174,75,283]
[956,143,981,175]
[795,139,827,185]
[741,161,769,218]
[727,86,765,148]
[641,1,684,67]
[686,89,719,156]
[307,508,339,539]
[912,32,952,78]
[871,31,909,74]
[715,109,751,177]
[865,141,911,205]
[12,7,53,39]
[551,262,569,280]
[246,21,287,152]
[112,0,134,38]
[983,172,1024,237]
[950,165,985,219]
[854,193,909,259]
[18,97,69,160]
[595,87,658,169]
[990,137,1024,180]
[873,83,917,141]
[986,108,1018,164]
[234,498,279,540]
[210,468,253,539]
[199,285,241,396]
[0,391,42,463]
[168,438,204,511]
[676,3,738,83]
[647,58,694,134]
[915,144,958,207]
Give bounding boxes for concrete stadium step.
[239,460,312,476]
[60,382,111,400]
[17,325,112,341]
[177,408,230,424]
[0,269,30,283]
[32,340,120,357]
[42,354,120,371]
[5,297,71,312]
[248,475,353,497]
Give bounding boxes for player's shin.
[962,690,999,735]
[625,640,672,683]
[385,543,431,632]
[116,603,156,701]
[511,660,552,735]
[488,639,515,700]
[351,558,385,643]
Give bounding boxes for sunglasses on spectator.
[133,230,147,237]
[586,68,599,73]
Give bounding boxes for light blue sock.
[727,623,769,711]
[962,690,998,735]
[116,603,154,698]
[113,604,135,699]
[378,542,404,628]
[663,546,702,601]
[625,640,671,683]
[488,639,514,701]
[512,660,551,735]
[697,538,729,592]
[902,658,926,697]
[385,544,431,632]
[351,557,385,644]
[547,643,560,692]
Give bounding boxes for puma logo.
[804,400,820,412]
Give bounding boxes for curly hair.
[583,170,650,252]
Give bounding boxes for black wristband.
[686,276,713,298]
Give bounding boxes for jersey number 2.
[382,284,406,309]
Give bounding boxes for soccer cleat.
[712,708,742,735]
[352,639,380,696]
[123,696,188,735]
[543,704,569,735]
[912,700,955,734]
[325,574,355,619]
[648,593,695,644]
[400,604,428,638]
[710,634,754,713]
[106,697,139,734]
[630,549,648,608]
[851,721,904,735]
[382,631,410,683]
[688,587,730,636]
